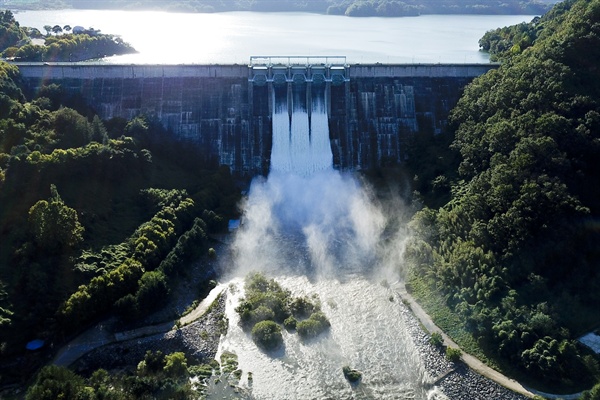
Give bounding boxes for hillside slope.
[407,0,600,392]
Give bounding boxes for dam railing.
[248,56,350,85]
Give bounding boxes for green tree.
[164,352,188,379]
[581,383,600,400]
[28,184,84,251]
[90,115,108,144]
[136,270,169,312]
[53,107,91,148]
[26,365,86,400]
[137,350,164,376]
[0,10,26,52]
[251,320,283,350]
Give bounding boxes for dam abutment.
[15,63,496,175]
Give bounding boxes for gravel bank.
[397,297,529,400]
[73,294,226,374]
[70,268,528,400]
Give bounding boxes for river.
[13,10,536,64]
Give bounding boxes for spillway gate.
[248,56,350,85]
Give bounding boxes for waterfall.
[212,82,436,400]
[270,84,333,176]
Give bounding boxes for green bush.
[445,347,462,362]
[297,311,330,339]
[220,351,238,374]
[290,296,318,319]
[342,366,362,383]
[429,332,444,348]
[251,320,283,351]
[249,305,276,325]
[283,316,297,331]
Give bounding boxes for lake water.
[13,10,536,64]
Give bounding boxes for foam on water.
[213,83,435,399]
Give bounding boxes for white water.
[214,85,437,399]
[270,87,333,176]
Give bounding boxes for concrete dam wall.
[16,63,496,175]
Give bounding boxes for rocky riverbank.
[68,267,528,400]
[72,293,226,375]
[397,296,529,400]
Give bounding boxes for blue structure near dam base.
[14,60,497,176]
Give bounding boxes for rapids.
[211,82,441,399]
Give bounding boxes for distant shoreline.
[4,8,548,17]
[2,0,553,17]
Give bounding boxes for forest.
[4,0,556,16]
[0,55,240,395]
[0,10,135,62]
[407,0,600,394]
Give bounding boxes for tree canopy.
[407,0,600,389]
[6,0,556,16]
[0,10,135,62]
[0,59,240,389]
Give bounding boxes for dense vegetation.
[0,10,135,61]
[479,0,579,61]
[0,59,240,387]
[406,0,600,392]
[25,350,219,399]
[5,0,556,16]
[236,272,330,349]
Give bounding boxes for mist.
[213,96,434,399]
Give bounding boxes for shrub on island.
[296,311,330,339]
[283,316,297,331]
[342,366,362,383]
[236,272,331,348]
[235,272,292,328]
[290,296,318,319]
[251,320,283,351]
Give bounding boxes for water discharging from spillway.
[213,84,441,399]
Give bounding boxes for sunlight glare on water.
[13,11,538,64]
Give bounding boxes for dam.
[15,59,496,175]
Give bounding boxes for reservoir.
[13,10,536,64]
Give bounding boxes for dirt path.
[179,284,226,326]
[396,283,582,400]
[53,285,225,368]
[53,321,115,367]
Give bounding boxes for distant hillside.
[1,0,558,16]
